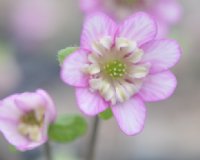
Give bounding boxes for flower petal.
[141,39,181,73]
[61,49,89,87]
[0,120,47,151]
[139,71,177,102]
[117,12,157,46]
[81,12,117,50]
[76,87,109,116]
[155,20,168,38]
[0,119,46,151]
[111,96,146,135]
[0,96,22,121]
[14,92,46,111]
[36,89,57,122]
[0,120,29,151]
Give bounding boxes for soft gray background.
[0,0,199,160]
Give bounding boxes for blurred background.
[0,0,199,160]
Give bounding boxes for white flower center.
[84,36,149,105]
[18,107,45,142]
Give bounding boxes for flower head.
[0,89,56,151]
[61,12,181,135]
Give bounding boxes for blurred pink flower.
[80,0,182,37]
[11,0,61,41]
[149,0,182,25]
[0,45,22,95]
[61,12,181,135]
[147,0,182,36]
[0,89,56,151]
[80,0,100,13]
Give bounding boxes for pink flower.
[0,45,22,95]
[80,0,182,37]
[80,0,100,13]
[147,0,182,36]
[149,0,182,25]
[11,0,61,41]
[61,12,181,135]
[0,89,56,151]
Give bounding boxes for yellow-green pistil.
[117,0,138,5]
[104,60,126,78]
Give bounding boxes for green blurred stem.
[86,117,100,160]
[44,141,53,160]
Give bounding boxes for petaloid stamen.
[87,36,149,104]
[18,108,45,141]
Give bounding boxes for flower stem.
[44,141,53,160]
[86,116,100,160]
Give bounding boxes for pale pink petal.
[81,12,117,50]
[117,12,157,46]
[0,96,22,121]
[141,39,181,73]
[155,20,168,38]
[111,96,146,135]
[14,92,46,111]
[139,71,177,102]
[76,87,109,116]
[36,89,57,122]
[61,49,89,87]
[0,120,31,151]
[21,138,47,151]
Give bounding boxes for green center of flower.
[117,0,138,6]
[20,110,43,126]
[104,60,126,78]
